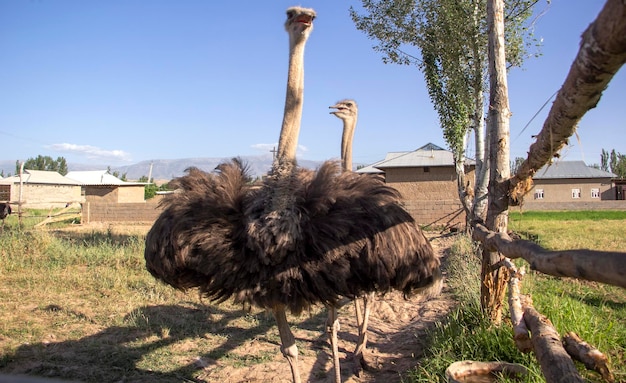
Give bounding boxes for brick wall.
[519,200,626,211]
[386,166,469,229]
[83,200,162,223]
[9,184,82,209]
[404,199,465,229]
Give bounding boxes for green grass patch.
[406,217,626,383]
[509,209,626,221]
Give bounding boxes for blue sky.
[1,0,624,169]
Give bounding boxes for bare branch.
[472,222,626,288]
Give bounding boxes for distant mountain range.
[0,154,333,182]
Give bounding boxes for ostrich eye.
[286,10,294,18]
[346,103,352,107]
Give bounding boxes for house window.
[591,188,600,198]
[423,167,430,173]
[571,188,581,199]
[534,189,544,199]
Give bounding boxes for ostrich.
[145,7,441,383]
[329,99,441,374]
[0,202,11,231]
[329,99,373,370]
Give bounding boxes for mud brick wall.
[403,199,466,229]
[82,200,162,223]
[519,200,626,211]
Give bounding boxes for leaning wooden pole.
[509,0,626,202]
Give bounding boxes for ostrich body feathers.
[145,159,438,315]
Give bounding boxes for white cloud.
[48,143,132,162]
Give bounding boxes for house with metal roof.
[0,169,82,208]
[65,170,148,204]
[526,161,618,204]
[357,143,476,229]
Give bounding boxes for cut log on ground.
[523,304,584,383]
[563,331,614,383]
[445,360,527,383]
[502,258,532,353]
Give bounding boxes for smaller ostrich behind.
[329,98,442,374]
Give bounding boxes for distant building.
[0,169,82,208]
[65,170,148,203]
[525,161,617,204]
[358,143,475,228]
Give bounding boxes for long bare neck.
[275,37,306,170]
[341,116,356,172]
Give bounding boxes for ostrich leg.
[326,306,342,383]
[273,305,301,383]
[353,292,374,374]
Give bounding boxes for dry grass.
[0,223,455,383]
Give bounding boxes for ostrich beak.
[329,104,346,115]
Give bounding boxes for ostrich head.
[329,99,358,122]
[329,99,358,172]
[284,6,316,41]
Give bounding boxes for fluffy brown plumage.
[145,159,439,314]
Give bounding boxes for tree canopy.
[350,0,539,154]
[17,155,68,175]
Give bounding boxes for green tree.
[350,0,539,223]
[510,156,525,174]
[107,166,127,181]
[144,184,158,200]
[18,155,68,175]
[609,149,626,178]
[601,148,610,172]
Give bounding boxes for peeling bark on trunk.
[523,305,585,383]
[510,0,626,203]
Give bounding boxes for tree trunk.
[471,0,489,223]
[472,99,489,223]
[481,0,510,324]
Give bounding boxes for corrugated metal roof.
[66,170,129,185]
[0,169,80,185]
[374,145,475,169]
[356,152,406,174]
[533,161,616,179]
[356,144,476,173]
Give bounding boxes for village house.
[0,169,82,209]
[65,170,147,204]
[521,160,623,210]
[64,170,159,223]
[358,143,475,228]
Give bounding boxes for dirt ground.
[40,223,458,383]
